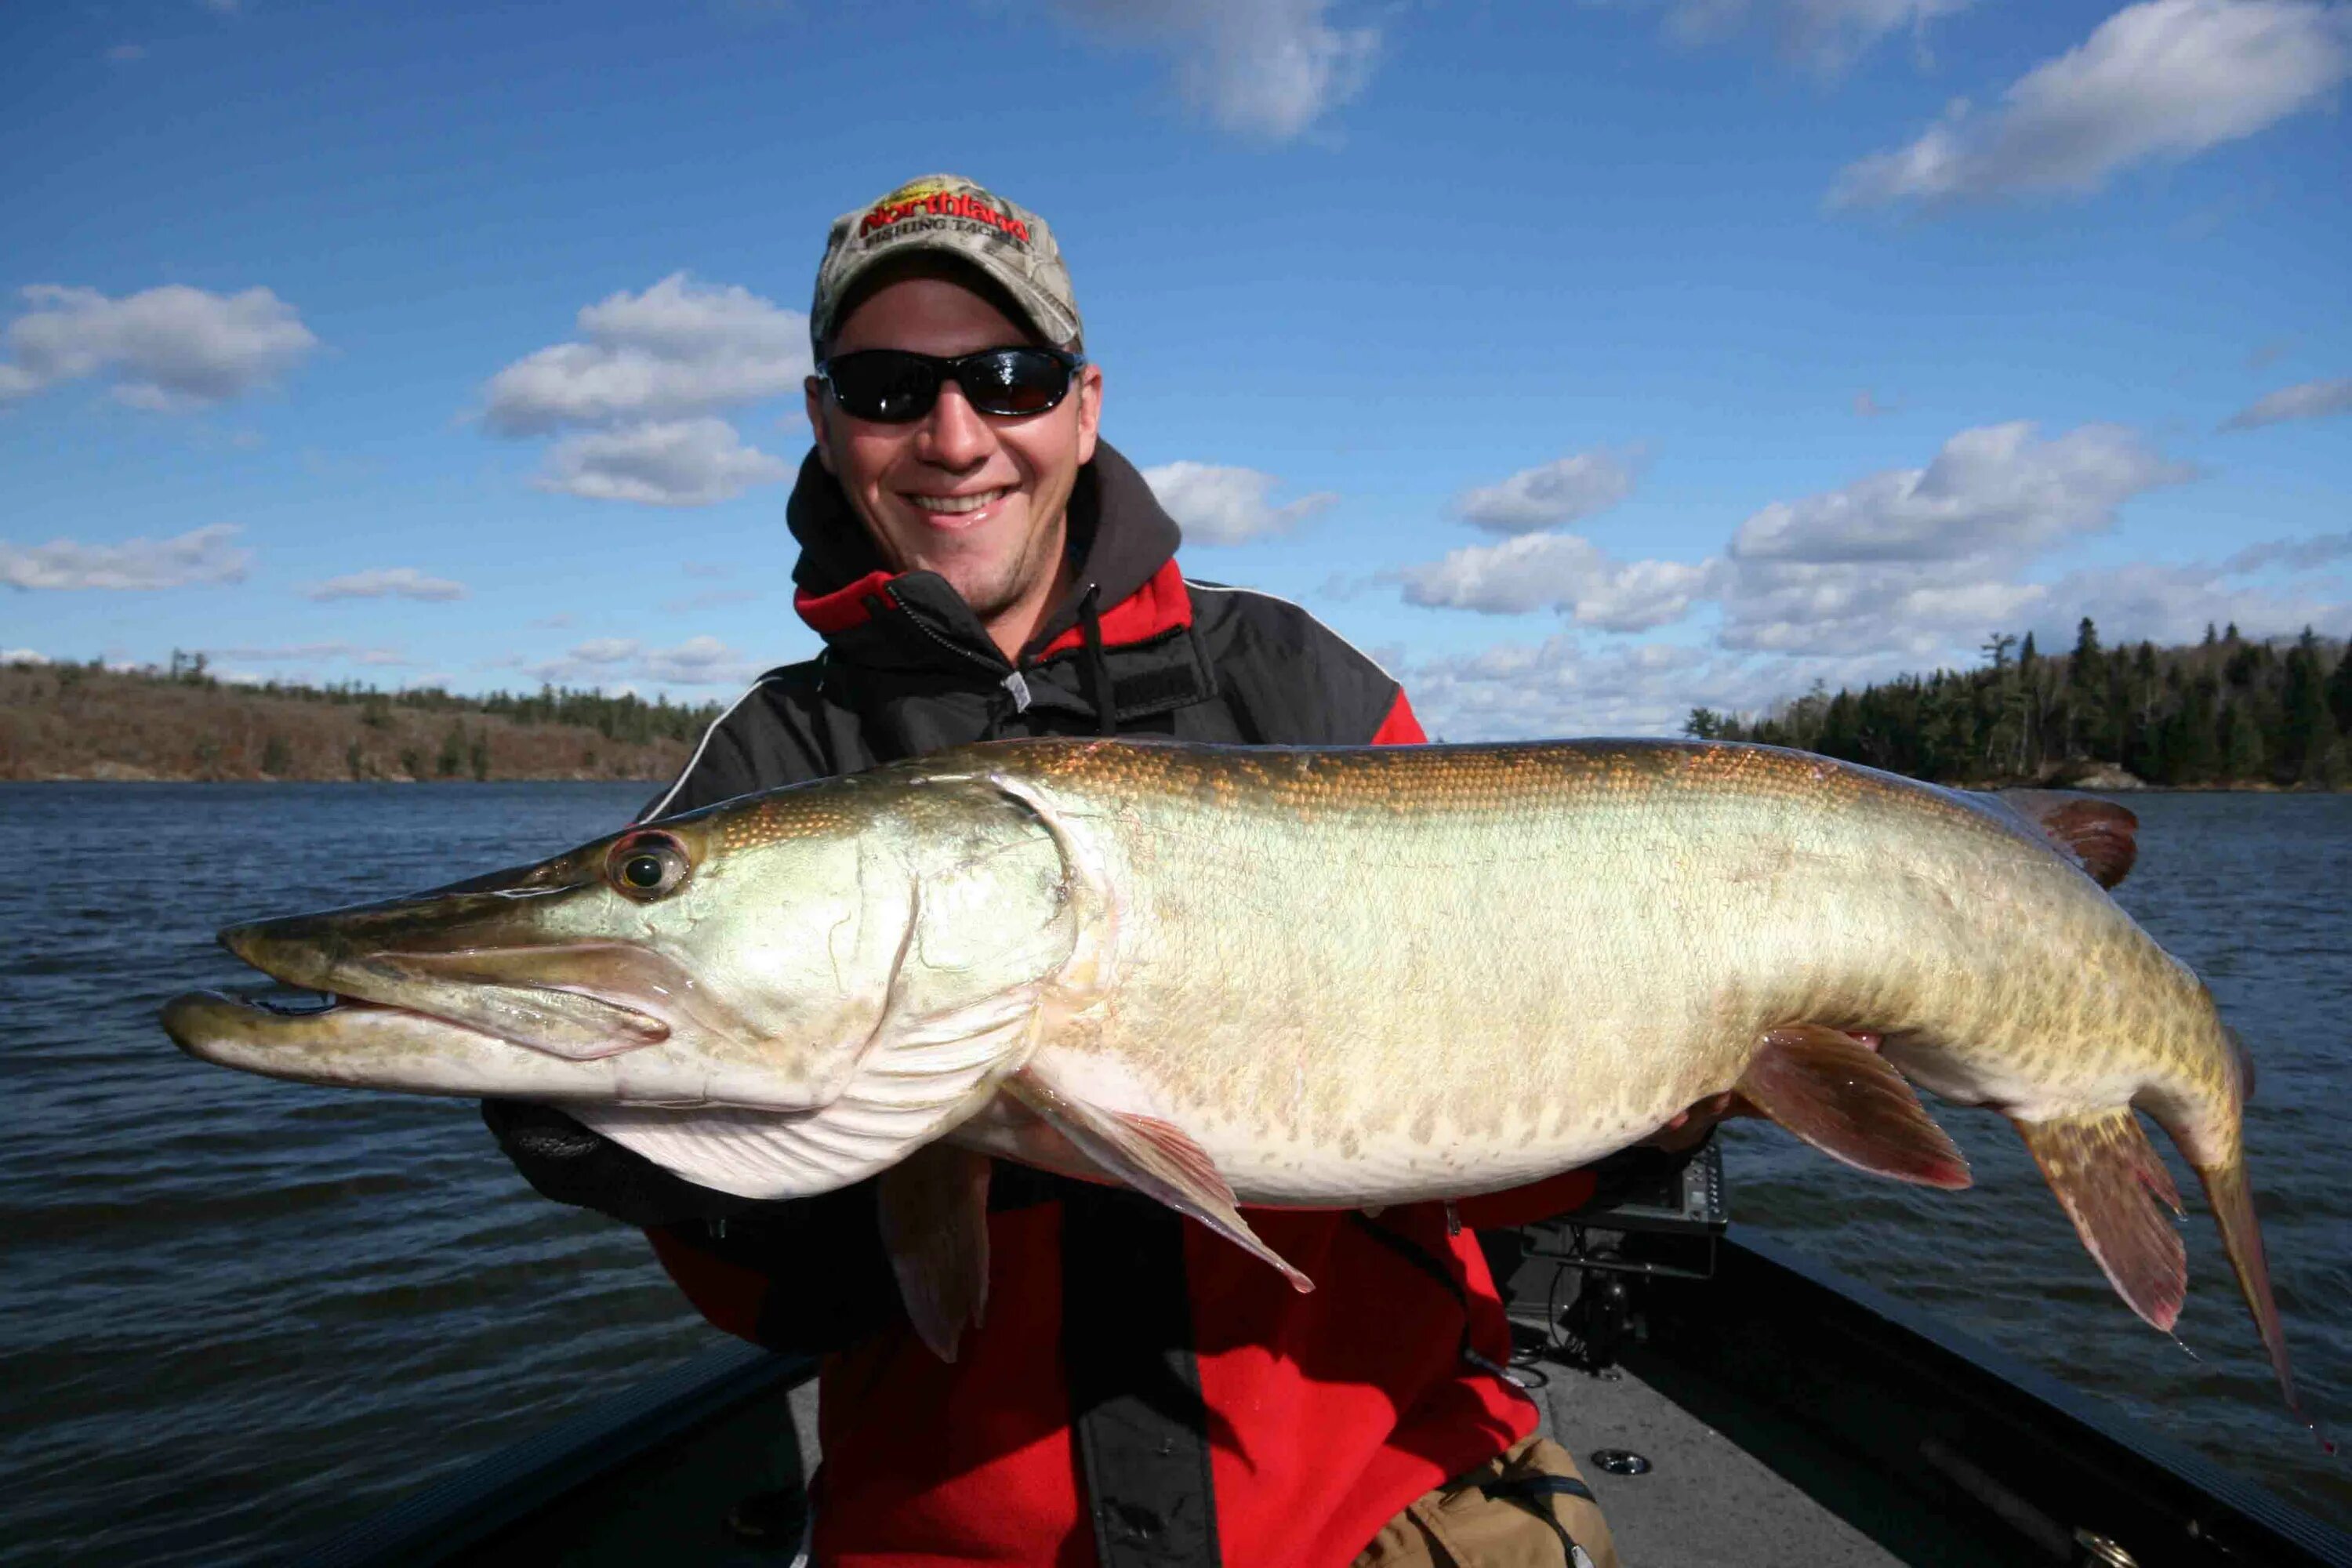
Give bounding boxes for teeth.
[908,488,1009,515]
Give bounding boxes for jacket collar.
[787,440,1192,668]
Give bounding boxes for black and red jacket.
[496,441,1628,1566]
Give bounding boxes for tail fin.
[2019,1109,2327,1450]
[2197,1154,2327,1450]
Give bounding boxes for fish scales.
[962,740,2214,1206]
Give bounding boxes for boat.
[294,1146,2352,1566]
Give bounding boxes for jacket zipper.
[885,585,1035,713]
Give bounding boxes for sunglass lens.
[829,352,939,422]
[961,350,1069,416]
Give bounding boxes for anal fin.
[2013,1108,2186,1333]
[1003,1065,1313,1293]
[878,1142,994,1363]
[1737,1024,1970,1189]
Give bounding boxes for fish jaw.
[159,988,702,1102]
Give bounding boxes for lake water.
[1,782,2345,1563]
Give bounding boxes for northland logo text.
[860,191,1030,245]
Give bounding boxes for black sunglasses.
[816,347,1085,423]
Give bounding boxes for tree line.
[158,651,724,746]
[1686,621,2352,789]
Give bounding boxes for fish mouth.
[214,913,677,1062]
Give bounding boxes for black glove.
[481,1099,765,1229]
[483,1099,906,1352]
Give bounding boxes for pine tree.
[2070,617,2103,687]
[2220,702,2264,782]
[2328,640,2352,739]
[2280,629,2331,782]
[2172,673,2220,785]
[2067,618,2107,760]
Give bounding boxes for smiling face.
[806,270,1103,659]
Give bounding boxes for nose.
[916,378,994,470]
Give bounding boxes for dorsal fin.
[1997,789,2139,888]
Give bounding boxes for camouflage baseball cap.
[810,173,1083,355]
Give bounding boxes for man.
[491,174,1700,1566]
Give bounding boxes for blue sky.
[4,0,2347,736]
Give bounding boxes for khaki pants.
[1351,1436,1621,1568]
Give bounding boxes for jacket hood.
[786,439,1185,664]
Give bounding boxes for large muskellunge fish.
[162,737,2310,1428]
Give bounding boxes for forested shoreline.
[1689,621,2352,789]
[1,655,724,782]
[12,624,2351,790]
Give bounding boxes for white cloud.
[2039,560,2347,647]
[1853,389,1895,418]
[206,642,408,666]
[1400,533,1719,631]
[0,285,318,410]
[1456,451,1639,534]
[2221,376,2352,430]
[643,635,754,685]
[1832,0,2352,206]
[1403,633,1889,740]
[1667,0,1971,72]
[535,418,791,506]
[481,274,809,435]
[1715,423,2189,655]
[1398,419,2244,681]
[1729,422,2190,563]
[2223,531,2352,575]
[1716,556,2049,655]
[1,523,251,590]
[1401,554,2348,741]
[302,567,468,602]
[4,648,48,664]
[1055,0,1378,138]
[1142,460,1338,545]
[485,276,804,508]
[526,635,758,689]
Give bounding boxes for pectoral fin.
[1737,1025,1970,1189]
[878,1142,995,1363]
[1004,1065,1313,1292]
[2013,1108,2185,1333]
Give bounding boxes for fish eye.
[605,830,690,900]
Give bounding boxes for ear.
[805,375,836,474]
[1073,362,1103,469]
